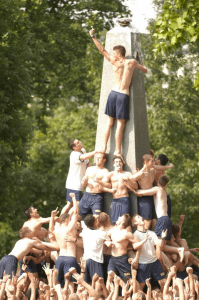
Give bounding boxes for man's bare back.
[112,58,146,95]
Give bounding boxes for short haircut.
[142,154,153,164]
[59,213,70,224]
[19,226,31,238]
[123,214,132,228]
[84,214,95,229]
[112,155,123,164]
[68,139,76,150]
[96,152,107,160]
[69,294,80,300]
[131,214,139,228]
[113,45,126,57]
[172,223,180,238]
[158,174,169,187]
[158,154,168,166]
[24,207,33,219]
[98,212,109,226]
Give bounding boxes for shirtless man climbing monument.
[89,28,147,156]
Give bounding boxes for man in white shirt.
[65,139,97,211]
[131,214,166,291]
[81,214,109,283]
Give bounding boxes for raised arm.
[89,29,115,64]
[79,149,97,161]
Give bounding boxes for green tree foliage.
[153,0,199,89]
[0,0,130,254]
[142,21,199,248]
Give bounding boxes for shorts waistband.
[111,90,129,96]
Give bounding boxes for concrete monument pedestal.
[95,21,150,218]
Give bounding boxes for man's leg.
[101,116,114,153]
[115,119,126,155]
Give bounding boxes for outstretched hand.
[161,229,168,239]
[89,28,95,37]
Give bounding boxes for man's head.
[116,214,131,228]
[69,294,80,300]
[131,214,145,228]
[98,212,110,227]
[84,214,97,229]
[95,152,107,167]
[24,207,39,219]
[68,139,83,152]
[155,154,168,166]
[158,174,169,187]
[59,213,71,225]
[113,45,126,59]
[132,291,146,300]
[19,227,32,238]
[113,156,124,171]
[142,154,154,168]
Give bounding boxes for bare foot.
[113,152,125,164]
[178,247,185,262]
[99,146,106,153]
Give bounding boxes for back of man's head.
[69,294,80,300]
[113,45,126,57]
[142,154,153,164]
[19,226,31,238]
[84,214,95,229]
[158,154,168,166]
[158,174,169,187]
[68,139,76,150]
[98,212,109,226]
[60,213,70,224]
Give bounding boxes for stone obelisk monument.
[95,19,150,217]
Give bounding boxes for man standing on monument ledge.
[89,28,147,159]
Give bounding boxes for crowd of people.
[0,142,199,300]
[1,29,199,300]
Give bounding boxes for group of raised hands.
[1,261,199,300]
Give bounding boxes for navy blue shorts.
[177,265,199,280]
[111,197,131,223]
[138,196,157,220]
[85,259,104,283]
[167,194,171,218]
[137,260,165,283]
[66,189,82,202]
[154,215,172,240]
[55,256,80,288]
[78,192,103,219]
[19,259,38,276]
[108,254,131,280]
[0,255,18,279]
[105,91,130,120]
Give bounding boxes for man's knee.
[117,119,126,128]
[107,117,114,127]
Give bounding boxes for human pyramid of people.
[1,28,199,300]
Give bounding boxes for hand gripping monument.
[91,19,150,217]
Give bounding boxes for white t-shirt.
[134,230,159,264]
[65,151,89,191]
[81,226,107,263]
